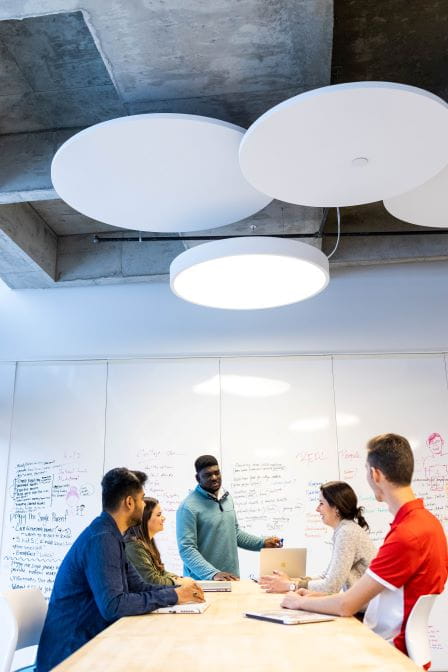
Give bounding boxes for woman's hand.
[259,570,291,593]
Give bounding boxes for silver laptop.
[153,601,210,614]
[259,548,307,578]
[246,609,335,625]
[196,580,232,592]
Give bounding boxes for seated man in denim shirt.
[36,468,204,671]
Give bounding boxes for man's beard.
[128,511,143,528]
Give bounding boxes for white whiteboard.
[0,354,446,670]
[333,355,448,670]
[220,356,339,578]
[0,363,15,558]
[104,359,221,574]
[0,362,106,596]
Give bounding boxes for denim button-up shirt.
[36,511,177,671]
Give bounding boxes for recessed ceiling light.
[170,237,329,310]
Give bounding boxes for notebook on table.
[153,602,210,614]
[196,580,232,592]
[259,548,307,578]
[245,609,335,625]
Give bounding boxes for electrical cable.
[327,207,341,259]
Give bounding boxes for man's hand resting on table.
[213,571,239,581]
[281,593,305,610]
[175,582,205,603]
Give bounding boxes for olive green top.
[125,539,180,586]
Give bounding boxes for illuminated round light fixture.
[170,237,329,310]
[51,114,271,232]
[239,82,448,207]
[384,164,448,228]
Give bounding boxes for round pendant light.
[170,237,329,310]
[51,114,271,232]
[239,82,448,207]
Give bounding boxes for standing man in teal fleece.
[176,455,282,580]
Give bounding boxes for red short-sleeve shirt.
[364,499,448,665]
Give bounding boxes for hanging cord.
[327,207,341,259]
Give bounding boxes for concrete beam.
[53,202,325,286]
[181,201,325,251]
[3,197,447,290]
[0,129,81,204]
[56,233,185,286]
[0,203,57,288]
[322,203,448,266]
[325,235,448,267]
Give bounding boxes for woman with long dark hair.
[260,481,376,594]
[125,497,185,586]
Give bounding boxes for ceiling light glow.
[170,237,329,310]
[193,374,290,397]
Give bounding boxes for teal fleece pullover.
[176,485,265,579]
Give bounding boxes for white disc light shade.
[170,237,329,310]
[239,82,448,207]
[51,114,272,232]
[384,164,448,228]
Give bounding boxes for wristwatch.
[289,582,298,592]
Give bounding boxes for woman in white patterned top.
[260,481,376,594]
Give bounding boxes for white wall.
[1,263,448,670]
[0,260,448,361]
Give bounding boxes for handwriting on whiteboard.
[2,458,95,596]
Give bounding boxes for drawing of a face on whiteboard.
[424,433,448,491]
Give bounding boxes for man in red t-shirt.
[281,433,448,667]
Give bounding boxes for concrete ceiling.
[0,11,125,134]
[0,0,447,288]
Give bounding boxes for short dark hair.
[194,455,218,473]
[101,468,147,511]
[366,433,414,486]
[320,481,369,530]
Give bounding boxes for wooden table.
[53,580,421,671]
